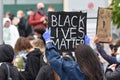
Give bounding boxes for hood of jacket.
[0,44,14,62]
[27,48,42,57]
[3,18,12,27]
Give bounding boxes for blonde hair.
[17,10,25,17]
[31,39,45,52]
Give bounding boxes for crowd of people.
[0,2,120,80]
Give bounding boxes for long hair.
[75,44,104,80]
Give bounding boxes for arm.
[28,13,44,25]
[96,43,119,64]
[46,42,64,78]
[46,43,86,80]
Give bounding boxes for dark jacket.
[26,16,33,36]
[35,59,55,80]
[0,44,22,80]
[21,48,42,80]
[105,64,120,80]
[0,62,20,80]
[96,43,119,64]
[29,11,47,30]
[18,18,27,37]
[46,42,87,80]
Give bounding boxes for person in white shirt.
[3,18,19,48]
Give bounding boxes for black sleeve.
[18,19,26,29]
[105,66,120,80]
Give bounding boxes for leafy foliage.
[111,0,120,28]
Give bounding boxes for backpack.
[0,62,20,80]
[4,62,12,80]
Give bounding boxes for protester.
[19,37,42,80]
[0,44,23,80]
[14,37,28,71]
[17,10,27,37]
[94,37,120,64]
[30,39,45,53]
[26,8,34,36]
[3,18,19,48]
[105,63,120,80]
[34,28,45,44]
[33,39,60,80]
[29,2,47,30]
[43,30,104,80]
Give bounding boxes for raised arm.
[96,43,119,64]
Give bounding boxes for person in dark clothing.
[34,28,45,44]
[20,38,42,80]
[94,36,120,80]
[105,63,120,80]
[94,37,120,64]
[0,44,22,80]
[17,10,27,37]
[26,8,34,37]
[35,56,55,80]
[30,38,55,80]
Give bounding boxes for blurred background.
[2,0,120,40]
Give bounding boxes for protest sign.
[48,12,87,51]
[96,8,112,42]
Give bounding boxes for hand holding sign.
[43,28,51,42]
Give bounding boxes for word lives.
[48,12,87,51]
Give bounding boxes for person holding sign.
[94,36,120,64]
[43,30,104,80]
[94,36,120,80]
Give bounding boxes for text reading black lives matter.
[48,12,87,51]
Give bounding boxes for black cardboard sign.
[48,12,87,51]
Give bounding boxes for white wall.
[3,0,15,4]
[64,0,109,40]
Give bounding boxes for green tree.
[110,0,120,28]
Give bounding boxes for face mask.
[48,9,54,12]
[116,55,120,62]
[39,8,45,15]
[27,11,32,16]
[17,14,22,18]
[33,35,38,39]
[91,45,96,51]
